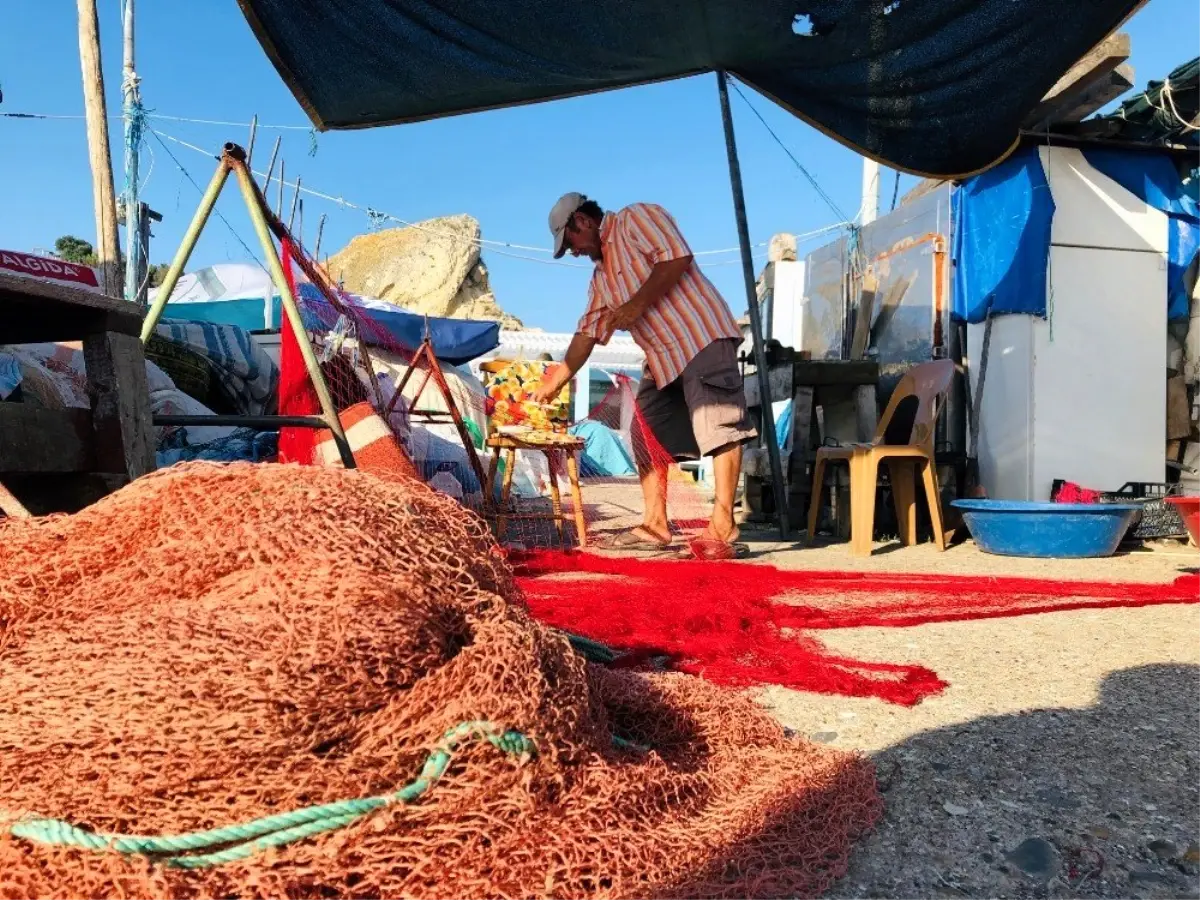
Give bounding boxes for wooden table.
[485,432,587,548]
[743,355,880,531]
[1,271,155,514]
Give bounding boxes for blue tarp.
[951,146,1055,324]
[1082,148,1200,321]
[569,420,636,477]
[165,284,500,365]
[299,288,501,365]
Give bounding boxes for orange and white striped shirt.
[577,203,742,386]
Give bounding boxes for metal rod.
[314,213,327,259]
[246,114,258,168]
[228,152,356,469]
[263,135,281,200]
[716,70,790,538]
[140,156,231,342]
[277,159,285,213]
[288,176,302,232]
[154,414,330,429]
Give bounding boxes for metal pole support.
[716,70,790,538]
[227,145,356,469]
[140,157,231,342]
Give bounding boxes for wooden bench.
[1,271,155,514]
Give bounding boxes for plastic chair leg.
[921,458,948,551]
[887,458,918,546]
[850,452,879,557]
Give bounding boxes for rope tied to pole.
[6,721,535,870]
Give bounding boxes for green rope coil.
[8,721,535,870]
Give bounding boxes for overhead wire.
[152,130,848,267]
[726,78,851,224]
[3,107,852,271]
[148,130,269,275]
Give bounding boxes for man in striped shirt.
[532,193,757,558]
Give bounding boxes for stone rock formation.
[327,215,523,328]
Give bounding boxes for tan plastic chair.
[806,358,954,556]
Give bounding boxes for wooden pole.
[77,0,122,297]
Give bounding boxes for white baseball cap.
[548,192,587,259]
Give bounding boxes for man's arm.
[531,332,597,403]
[606,255,692,331]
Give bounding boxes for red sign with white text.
[0,250,100,289]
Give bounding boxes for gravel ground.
[742,538,1200,899]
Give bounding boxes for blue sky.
[1,1,1196,332]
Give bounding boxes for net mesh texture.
[0,462,881,899]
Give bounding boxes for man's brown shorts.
[635,338,758,460]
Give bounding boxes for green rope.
[566,632,619,664]
[7,721,534,869]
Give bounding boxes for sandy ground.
[739,537,1200,899]
[549,481,1199,895]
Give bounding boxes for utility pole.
[77,0,121,296]
[860,158,880,226]
[121,0,142,304]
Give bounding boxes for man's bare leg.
[633,459,672,544]
[701,443,742,543]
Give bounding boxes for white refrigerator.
[969,146,1167,502]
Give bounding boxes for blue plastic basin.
[951,500,1143,559]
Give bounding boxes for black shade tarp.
[237,0,1143,177]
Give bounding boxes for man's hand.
[605,298,646,332]
[530,378,564,406]
[531,363,570,405]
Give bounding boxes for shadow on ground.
[826,663,1200,899]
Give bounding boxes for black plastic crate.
[1052,479,1187,540]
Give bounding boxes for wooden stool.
[485,432,587,548]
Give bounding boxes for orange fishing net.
[0,462,879,899]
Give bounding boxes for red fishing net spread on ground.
[0,463,879,899]
[516,553,1200,706]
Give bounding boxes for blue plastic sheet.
[569,420,636,477]
[1082,148,1200,321]
[951,146,1055,324]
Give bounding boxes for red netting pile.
[516,552,1200,706]
[0,462,880,899]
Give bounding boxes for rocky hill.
[327,214,523,328]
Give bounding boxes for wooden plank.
[743,363,793,407]
[855,384,878,442]
[83,331,156,478]
[1049,64,1135,124]
[900,177,947,207]
[1167,373,1191,441]
[0,480,31,518]
[849,271,879,360]
[0,405,95,472]
[786,385,814,491]
[792,360,879,388]
[1022,33,1131,130]
[2,473,127,515]
[0,270,140,342]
